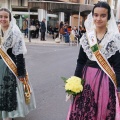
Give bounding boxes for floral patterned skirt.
[67,66,120,120]
[0,58,36,119]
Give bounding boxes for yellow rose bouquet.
[62,76,84,101]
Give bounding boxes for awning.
[28,1,94,14]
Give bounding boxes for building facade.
[0,0,29,30]
[28,0,119,28]
[0,0,119,30]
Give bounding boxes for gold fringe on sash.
[94,50,117,86]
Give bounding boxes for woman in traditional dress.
[0,8,36,120]
[67,2,120,120]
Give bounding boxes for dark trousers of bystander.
[41,32,45,40]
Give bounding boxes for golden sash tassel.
[22,74,31,104]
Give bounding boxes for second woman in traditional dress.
[0,8,36,120]
[67,2,120,120]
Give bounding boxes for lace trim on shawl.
[80,34,93,60]
[80,33,120,60]
[12,30,24,55]
[2,29,26,55]
[100,33,120,59]
[1,19,27,55]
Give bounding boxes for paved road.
[17,44,80,120]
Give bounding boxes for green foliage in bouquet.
[61,76,84,95]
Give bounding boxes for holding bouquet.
[66,2,120,120]
[62,76,84,101]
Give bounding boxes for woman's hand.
[117,92,120,105]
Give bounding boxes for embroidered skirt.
[0,58,36,119]
[67,66,120,120]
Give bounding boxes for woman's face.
[0,10,10,28]
[93,7,108,28]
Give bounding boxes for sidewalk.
[24,34,69,45]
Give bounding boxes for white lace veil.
[84,8,119,34]
[81,5,120,61]
[0,8,27,55]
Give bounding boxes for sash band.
[87,31,117,87]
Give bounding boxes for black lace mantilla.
[0,67,17,112]
[69,84,97,120]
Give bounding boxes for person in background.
[79,26,83,39]
[40,18,46,41]
[81,26,86,34]
[63,25,70,43]
[71,26,80,43]
[0,8,36,120]
[47,25,53,35]
[53,25,59,39]
[22,18,28,38]
[59,25,64,40]
[35,22,40,38]
[59,21,64,30]
[67,26,72,35]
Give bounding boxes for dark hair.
[0,8,11,21]
[92,1,111,20]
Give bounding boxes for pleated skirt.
[0,58,36,119]
[67,66,120,120]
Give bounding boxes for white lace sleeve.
[12,30,27,55]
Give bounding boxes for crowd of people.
[22,14,120,44]
[59,23,86,43]
[22,16,106,45]
[22,18,40,39]
[22,17,87,44]
[47,21,86,43]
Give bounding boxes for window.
[85,0,91,4]
[18,0,24,6]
